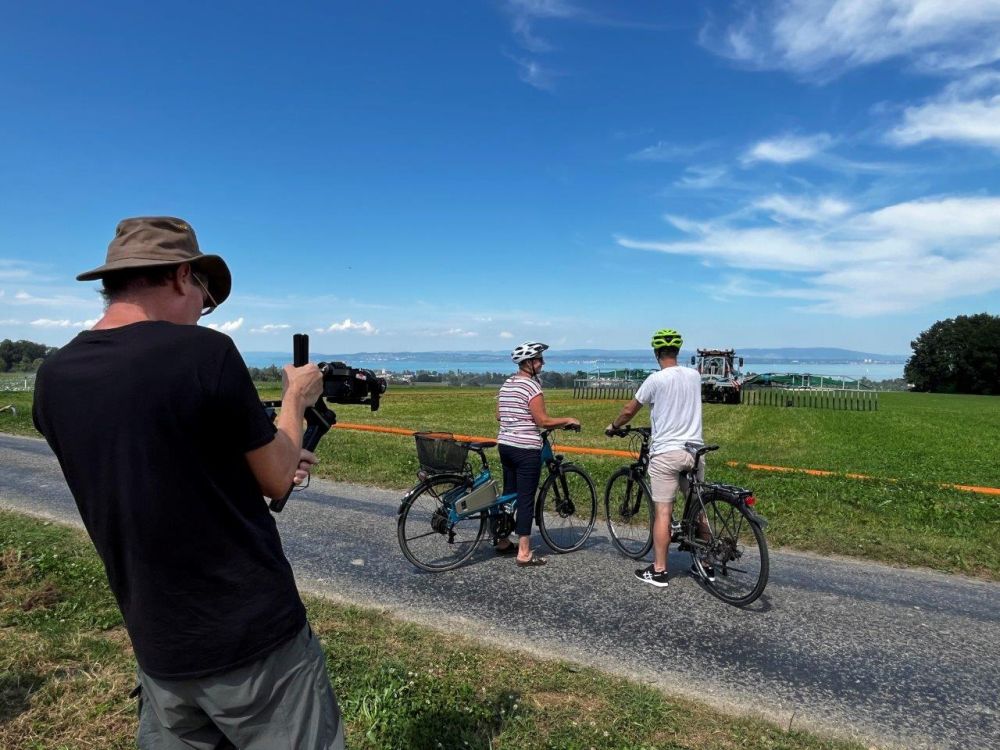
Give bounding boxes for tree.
[905,313,1000,395]
[0,339,58,372]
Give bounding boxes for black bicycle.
[604,427,769,606]
[397,427,598,572]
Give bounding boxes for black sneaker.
[634,564,669,588]
[690,559,716,582]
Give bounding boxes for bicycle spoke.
[695,497,769,606]
[398,476,485,571]
[538,465,597,553]
[604,470,653,559]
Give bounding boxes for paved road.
[2,433,997,749]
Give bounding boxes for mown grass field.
[3,386,998,579]
[272,386,1000,579]
[0,511,863,750]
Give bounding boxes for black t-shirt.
[33,321,306,679]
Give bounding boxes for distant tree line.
[905,313,999,395]
[249,363,919,392]
[248,365,283,382]
[0,339,58,372]
[247,366,592,388]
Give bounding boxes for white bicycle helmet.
[511,341,549,363]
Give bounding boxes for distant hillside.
[556,347,908,362]
[242,346,908,368]
[730,347,908,363]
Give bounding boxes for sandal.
[494,543,517,556]
[516,555,547,568]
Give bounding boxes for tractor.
[692,349,744,404]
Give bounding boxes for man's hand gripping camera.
[262,333,387,512]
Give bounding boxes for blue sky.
[2,1,999,356]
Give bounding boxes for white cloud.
[507,54,560,90]
[0,261,32,282]
[505,0,584,52]
[321,318,378,334]
[30,318,97,328]
[742,133,833,164]
[502,1,592,89]
[704,0,1000,78]
[629,141,709,162]
[674,164,729,189]
[11,289,97,308]
[250,323,291,334]
[890,71,1000,148]
[753,194,853,222]
[443,328,479,338]
[499,331,514,338]
[618,194,1000,315]
[206,317,244,333]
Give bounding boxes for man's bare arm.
[608,398,642,432]
[246,363,322,499]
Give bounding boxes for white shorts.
[648,450,701,504]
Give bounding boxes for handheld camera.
[263,333,387,512]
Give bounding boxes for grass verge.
[1,510,863,750]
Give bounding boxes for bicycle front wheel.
[691,497,769,607]
[397,475,486,572]
[537,465,597,553]
[604,468,653,559]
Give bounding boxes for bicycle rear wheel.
[397,475,486,572]
[537,464,597,553]
[690,496,769,606]
[604,468,653,559]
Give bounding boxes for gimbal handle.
[268,334,337,513]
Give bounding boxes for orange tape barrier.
[333,423,1000,497]
[334,423,632,458]
[724,461,1000,497]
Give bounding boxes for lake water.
[244,352,905,382]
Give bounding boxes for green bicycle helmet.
[651,328,683,350]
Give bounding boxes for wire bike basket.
[414,432,470,474]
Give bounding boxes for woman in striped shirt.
[495,342,580,566]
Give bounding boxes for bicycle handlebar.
[605,425,651,438]
[541,423,581,439]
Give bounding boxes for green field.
[1,510,861,750]
[3,387,998,578]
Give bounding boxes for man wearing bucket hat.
[33,217,344,749]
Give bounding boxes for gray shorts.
[648,449,701,504]
[136,623,343,750]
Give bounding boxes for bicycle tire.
[537,464,597,553]
[604,467,653,559]
[397,475,486,572]
[688,496,769,607]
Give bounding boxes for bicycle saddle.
[685,442,719,456]
[466,440,497,450]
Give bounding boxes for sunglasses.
[191,271,218,316]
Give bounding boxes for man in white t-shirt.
[606,328,703,588]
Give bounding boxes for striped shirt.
[497,375,543,449]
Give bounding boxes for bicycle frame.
[405,430,565,527]
[608,428,766,540]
